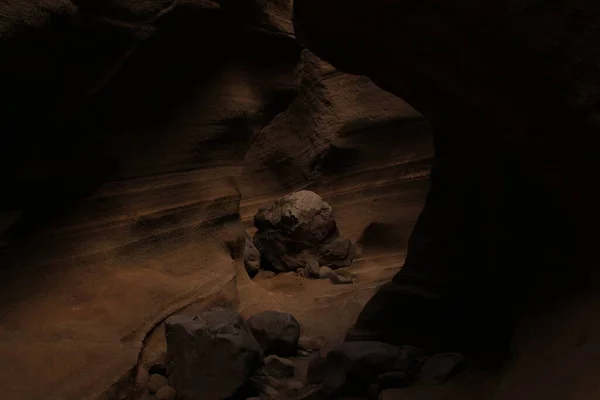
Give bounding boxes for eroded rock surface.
[253,190,356,272]
[165,307,263,400]
[0,0,432,399]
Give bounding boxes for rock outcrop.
[253,190,355,272]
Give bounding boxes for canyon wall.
[0,1,432,399]
[294,1,600,399]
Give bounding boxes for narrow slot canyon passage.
[0,1,598,400]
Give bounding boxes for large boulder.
[253,190,355,272]
[165,307,263,400]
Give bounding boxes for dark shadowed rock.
[307,341,403,396]
[148,364,168,377]
[165,307,263,400]
[148,373,168,393]
[253,190,355,272]
[280,380,305,398]
[377,371,411,390]
[297,385,328,400]
[419,353,466,385]
[247,311,301,356]
[155,385,177,400]
[393,345,427,380]
[262,355,296,378]
[244,232,261,277]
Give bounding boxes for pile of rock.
[154,308,318,400]
[138,361,177,400]
[306,342,466,398]
[139,307,466,400]
[245,190,357,284]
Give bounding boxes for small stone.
[148,374,168,393]
[155,385,177,400]
[377,371,411,390]
[307,260,321,277]
[319,266,353,284]
[262,355,296,378]
[419,353,466,385]
[328,273,353,285]
[261,384,279,397]
[247,311,301,356]
[319,266,334,279]
[298,336,326,352]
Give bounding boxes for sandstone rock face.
[0,0,432,398]
[165,308,263,400]
[253,190,355,272]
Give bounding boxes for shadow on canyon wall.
[1,0,598,399]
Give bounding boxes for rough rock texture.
[307,341,414,396]
[0,0,433,398]
[165,308,263,400]
[247,311,301,356]
[253,190,355,272]
[293,0,600,399]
